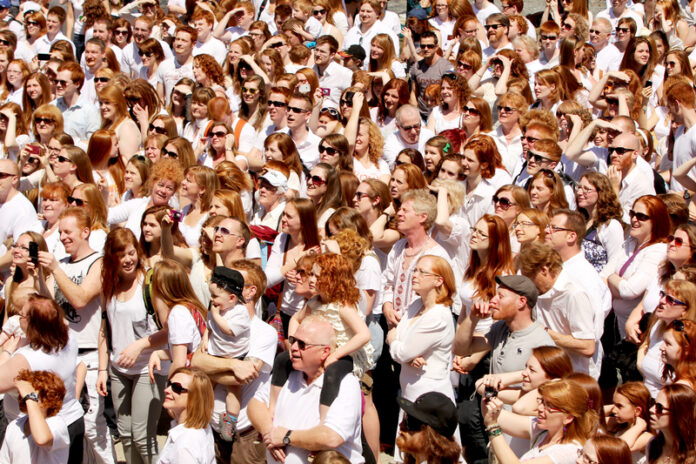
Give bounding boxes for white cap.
[21,1,41,14]
[260,169,288,192]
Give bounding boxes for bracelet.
[485,423,501,432]
[98,369,107,372]
[486,426,503,438]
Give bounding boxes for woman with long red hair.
[660,319,696,391]
[98,85,142,162]
[86,129,125,207]
[460,136,509,227]
[371,78,409,140]
[646,383,696,463]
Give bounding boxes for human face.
[193,19,212,40]
[51,148,74,177]
[389,169,409,199]
[227,44,243,66]
[133,20,151,43]
[306,263,322,294]
[370,42,384,61]
[6,63,22,87]
[264,141,284,163]
[493,190,520,225]
[424,145,442,173]
[212,219,244,253]
[25,77,41,101]
[396,200,424,233]
[521,355,550,392]
[514,213,540,244]
[628,201,651,244]
[589,24,610,48]
[173,31,194,57]
[268,92,287,123]
[615,23,631,45]
[559,18,575,39]
[359,3,378,28]
[545,214,574,250]
[514,44,533,63]
[209,282,235,315]
[209,125,228,152]
[634,43,650,66]
[526,148,554,176]
[489,286,520,321]
[151,178,177,206]
[11,234,32,267]
[353,183,374,212]
[667,229,691,266]
[209,196,231,217]
[113,27,129,46]
[610,392,639,424]
[289,324,329,371]
[462,101,481,128]
[59,216,88,255]
[258,178,282,210]
[575,178,597,210]
[660,330,682,367]
[41,193,67,224]
[654,287,687,323]
[420,38,437,59]
[242,80,260,105]
[190,100,207,120]
[249,28,266,49]
[576,441,599,464]
[0,54,8,74]
[485,21,506,45]
[94,74,110,93]
[314,43,333,67]
[319,141,341,166]
[99,99,117,121]
[93,22,110,42]
[411,256,443,295]
[306,167,328,199]
[280,203,301,234]
[84,43,104,70]
[141,214,161,243]
[162,372,191,416]
[665,54,682,76]
[529,178,552,210]
[383,88,400,112]
[457,58,474,79]
[439,80,456,106]
[461,149,482,179]
[534,79,553,101]
[497,102,518,125]
[46,14,61,35]
[437,160,460,180]
[649,390,670,432]
[434,0,448,18]
[286,98,310,130]
[117,243,139,279]
[469,219,490,251]
[124,162,143,194]
[180,171,202,201]
[536,394,569,431]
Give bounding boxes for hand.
[132,103,149,124]
[173,85,192,96]
[313,87,324,106]
[383,204,396,218]
[608,71,630,82]
[117,340,144,368]
[495,55,511,68]
[2,335,21,355]
[352,91,365,110]
[567,114,582,128]
[96,370,108,396]
[161,211,174,229]
[481,396,505,426]
[384,305,401,328]
[269,447,286,462]
[0,108,15,121]
[402,27,412,41]
[471,301,491,320]
[301,246,320,260]
[148,351,161,383]
[642,86,653,99]
[385,327,397,345]
[409,356,427,368]
[594,119,621,132]
[232,358,260,384]
[606,165,622,190]
[285,269,302,286]
[14,379,35,397]
[291,24,304,36]
[452,355,477,374]
[225,134,235,150]
[95,174,108,194]
[481,373,505,392]
[37,250,59,273]
[265,426,289,447]
[199,335,208,353]
[625,314,643,344]
[321,239,340,254]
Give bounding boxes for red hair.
[102,228,146,302]
[15,369,65,417]
[464,214,514,300]
[314,253,360,306]
[25,294,69,353]
[634,195,671,247]
[463,135,505,179]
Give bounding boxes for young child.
[290,0,323,42]
[203,266,251,442]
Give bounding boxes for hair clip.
[444,142,451,153]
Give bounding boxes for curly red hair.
[16,369,66,417]
[314,253,360,306]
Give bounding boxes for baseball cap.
[407,8,428,20]
[338,45,366,62]
[211,266,246,304]
[260,169,288,192]
[495,275,538,308]
[21,1,41,14]
[0,0,10,9]
[397,392,458,438]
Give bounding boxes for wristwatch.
[283,430,292,446]
[22,392,39,403]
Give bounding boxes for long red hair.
[464,215,514,300]
[314,253,360,306]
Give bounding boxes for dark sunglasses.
[307,175,326,186]
[94,77,110,83]
[137,50,154,57]
[35,117,55,125]
[67,196,84,206]
[114,29,129,36]
[653,401,670,415]
[400,123,420,131]
[608,146,634,155]
[26,20,40,26]
[287,105,308,114]
[354,191,371,200]
[167,380,189,394]
[149,124,167,135]
[27,156,40,164]
[339,98,353,107]
[463,106,480,116]
[211,131,228,138]
[497,105,516,113]
[403,414,425,432]
[457,61,473,70]
[269,42,285,48]
[671,319,691,343]
[616,27,630,33]
[319,144,338,156]
[660,290,686,306]
[667,235,686,247]
[56,155,71,163]
[268,100,287,107]
[493,195,515,209]
[313,8,326,14]
[0,39,10,46]
[527,151,551,163]
[561,22,573,30]
[320,107,340,119]
[540,34,558,41]
[606,97,619,105]
[421,43,437,49]
[288,335,326,350]
[521,135,540,144]
[484,24,504,30]
[162,149,178,159]
[628,209,650,222]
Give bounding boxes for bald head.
[0,159,18,176]
[593,18,612,34]
[611,116,636,134]
[396,105,420,125]
[613,132,640,150]
[300,317,336,348]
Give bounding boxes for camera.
[484,386,498,399]
[29,241,39,265]
[169,210,182,222]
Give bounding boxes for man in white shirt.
[607,132,655,223]
[251,318,365,464]
[667,81,696,192]
[528,22,560,74]
[52,62,101,145]
[312,36,352,106]
[481,14,513,60]
[591,18,622,76]
[120,16,173,78]
[383,105,436,169]
[545,210,610,378]
[81,38,107,104]
[596,0,644,31]
[35,6,74,55]
[157,26,196,105]
[192,9,227,65]
[472,0,500,24]
[282,93,320,170]
[89,17,121,63]
[518,242,596,375]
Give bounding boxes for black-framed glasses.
[35,117,55,125]
[421,43,437,49]
[307,175,326,186]
[268,100,287,107]
[457,61,473,70]
[660,290,686,306]
[313,8,326,15]
[470,227,489,239]
[242,87,259,95]
[94,77,110,83]
[484,24,504,30]
[167,380,189,394]
[652,401,670,415]
[671,319,691,343]
[667,235,686,247]
[137,50,154,57]
[211,131,228,138]
[540,34,557,41]
[287,105,308,114]
[527,151,551,163]
[628,209,650,222]
[27,156,40,164]
[67,196,84,206]
[288,335,327,350]
[56,155,71,163]
[399,123,420,131]
[497,105,516,113]
[616,26,630,33]
[354,191,372,200]
[319,144,338,156]
[493,195,515,209]
[463,106,480,116]
[26,20,40,26]
[521,135,540,144]
[561,22,573,30]
[162,149,178,159]
[114,29,129,36]
[608,146,634,155]
[339,98,352,107]
[149,124,167,135]
[269,42,285,48]
[546,224,572,233]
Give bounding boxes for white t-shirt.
[0,415,70,464]
[206,303,250,358]
[167,304,202,354]
[158,424,215,464]
[0,192,43,257]
[2,315,23,337]
[156,58,195,105]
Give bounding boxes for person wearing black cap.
[206,266,251,442]
[343,0,400,71]
[396,392,462,463]
[339,44,367,72]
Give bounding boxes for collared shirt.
[281,127,320,170]
[487,321,555,375]
[53,93,101,143]
[35,32,74,54]
[159,424,215,464]
[313,61,352,105]
[595,43,623,74]
[493,125,523,174]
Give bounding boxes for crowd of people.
[0,0,695,462]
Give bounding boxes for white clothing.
[520,417,581,462]
[206,304,250,358]
[383,128,436,169]
[671,123,696,192]
[265,234,307,316]
[343,20,400,70]
[1,315,22,338]
[120,40,173,79]
[619,167,656,223]
[594,43,623,74]
[429,106,461,134]
[0,415,70,464]
[193,38,227,65]
[492,126,523,174]
[314,61,352,106]
[472,3,501,23]
[0,193,43,257]
[353,158,390,182]
[280,127,321,170]
[639,323,666,398]
[157,424,215,464]
[167,304,202,354]
[156,58,195,105]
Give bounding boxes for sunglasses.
[497,105,516,113]
[149,124,167,135]
[628,209,650,222]
[211,131,228,138]
[660,290,686,306]
[527,151,551,163]
[354,191,371,200]
[457,61,473,70]
[27,156,40,164]
[484,24,504,30]
[114,29,129,36]
[307,175,326,186]
[56,155,71,163]
[162,149,178,159]
[463,106,480,115]
[403,414,425,432]
[242,87,259,95]
[671,319,691,343]
[67,196,84,206]
[400,123,420,131]
[561,22,573,30]
[589,28,603,35]
[668,235,686,247]
[313,8,326,14]
[522,135,540,144]
[320,107,340,119]
[339,98,353,107]
[270,42,285,48]
[268,100,287,107]
[167,380,189,394]
[616,27,630,33]
[540,34,557,41]
[214,226,240,237]
[287,105,308,114]
[35,117,55,125]
[94,77,110,83]
[608,146,634,155]
[288,335,327,350]
[493,195,515,209]
[137,50,154,57]
[26,20,39,26]
[0,39,10,46]
[421,43,437,49]
[652,400,670,415]
[319,144,338,156]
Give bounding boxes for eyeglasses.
[666,60,678,68]
[540,34,557,41]
[484,24,504,31]
[11,244,30,252]
[269,42,285,48]
[35,117,55,125]
[402,414,425,432]
[319,144,338,156]
[400,123,421,131]
[660,290,687,307]
[575,185,596,195]
[149,124,167,135]
[667,235,686,247]
[561,22,573,30]
[546,224,572,233]
[608,146,635,155]
[214,226,241,237]
[242,87,259,95]
[26,20,40,26]
[497,105,516,114]
[258,179,278,191]
[470,227,489,239]
[576,450,599,464]
[288,335,327,350]
[588,29,603,35]
[268,100,287,107]
[457,61,473,70]
[167,380,189,394]
[27,156,40,164]
[521,135,540,144]
[287,105,308,114]
[527,151,551,163]
[492,195,515,209]
[94,77,110,83]
[616,27,630,33]
[320,107,340,119]
[67,196,84,206]
[671,319,691,343]
[463,106,480,116]
[0,39,10,46]
[339,98,353,107]
[114,29,129,36]
[354,191,371,200]
[421,43,437,49]
[211,131,228,138]
[536,397,565,413]
[628,209,650,222]
[137,50,154,57]
[56,155,71,163]
[413,267,440,277]
[313,8,326,15]
[652,401,670,415]
[307,175,326,186]
[162,149,178,159]
[513,220,536,228]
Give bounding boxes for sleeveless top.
[308,297,375,378]
[582,225,608,273]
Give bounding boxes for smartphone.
[645,80,653,88]
[320,87,330,96]
[169,210,182,222]
[37,53,50,61]
[345,91,355,105]
[29,241,38,265]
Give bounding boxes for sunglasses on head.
[167,380,188,394]
[671,319,691,343]
[268,100,287,107]
[67,196,84,206]
[493,195,514,209]
[149,124,167,135]
[94,77,110,83]
[320,107,340,119]
[319,144,338,155]
[270,42,285,48]
[307,175,327,186]
[287,105,307,114]
[288,335,326,350]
